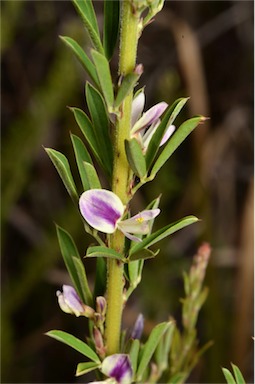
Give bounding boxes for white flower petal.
[160,124,175,146]
[118,226,142,242]
[118,209,160,239]
[142,120,160,150]
[131,91,145,127]
[131,102,167,134]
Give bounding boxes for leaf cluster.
[46,243,212,383]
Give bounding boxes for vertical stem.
[105,1,139,355]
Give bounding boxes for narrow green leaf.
[129,339,140,378]
[115,72,141,109]
[151,116,206,177]
[128,248,159,261]
[188,340,214,374]
[71,134,92,191]
[71,134,92,165]
[146,97,189,170]
[222,368,236,384]
[72,257,93,306]
[86,83,113,177]
[83,162,101,189]
[46,330,100,363]
[45,148,78,201]
[155,322,175,372]
[72,0,104,53]
[136,322,172,380]
[130,216,199,256]
[60,36,99,86]
[125,138,147,179]
[93,257,107,298]
[86,246,126,262]
[168,372,187,384]
[183,271,190,296]
[103,0,120,60]
[76,361,100,377]
[56,225,90,304]
[73,0,99,36]
[231,364,246,384]
[71,107,108,176]
[168,97,189,126]
[126,260,144,299]
[128,259,140,284]
[91,50,114,110]
[196,287,209,311]
[71,107,98,156]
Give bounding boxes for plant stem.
[105,1,139,355]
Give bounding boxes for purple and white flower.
[101,354,133,384]
[131,91,175,151]
[89,354,132,384]
[56,285,94,318]
[79,189,160,242]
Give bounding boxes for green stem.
[105,1,139,355]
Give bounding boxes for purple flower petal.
[141,120,160,150]
[131,102,167,134]
[101,354,133,384]
[131,314,144,339]
[79,189,124,233]
[131,91,145,127]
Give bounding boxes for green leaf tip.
[103,0,120,60]
[91,49,114,110]
[45,147,78,202]
[46,330,100,363]
[125,138,147,179]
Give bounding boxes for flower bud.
[93,327,106,359]
[131,313,144,340]
[134,63,144,76]
[96,296,107,317]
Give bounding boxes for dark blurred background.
[1,1,254,383]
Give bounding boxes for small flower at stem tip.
[96,296,107,318]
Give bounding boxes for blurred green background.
[1,1,254,383]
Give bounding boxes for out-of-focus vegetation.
[1,1,253,383]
